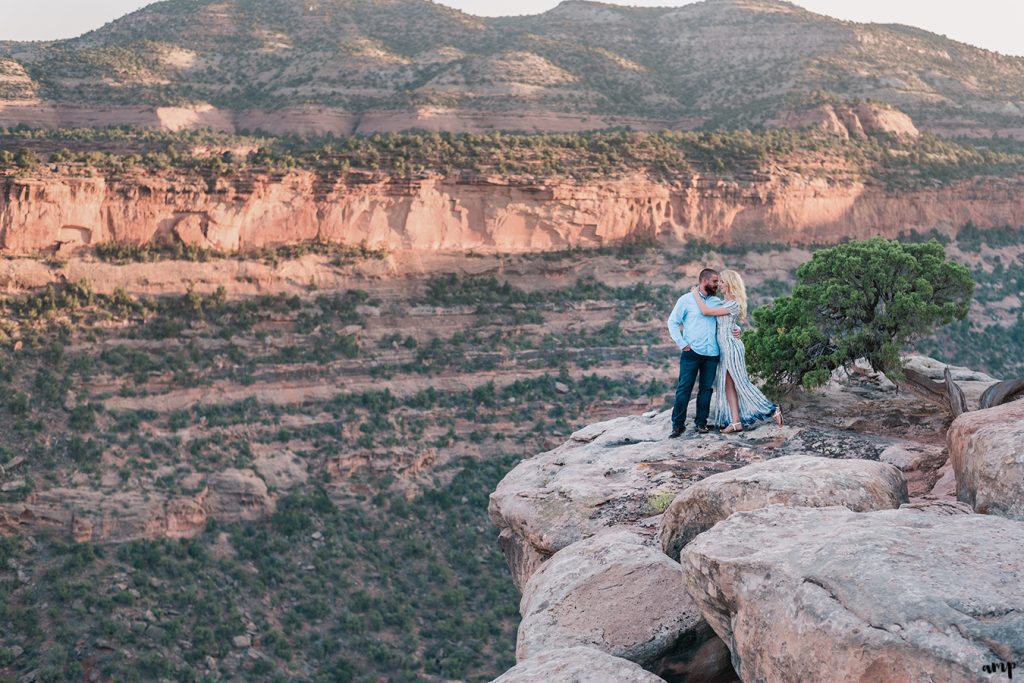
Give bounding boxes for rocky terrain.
[4,125,1024,256]
[0,121,1022,682]
[0,242,747,681]
[0,221,1018,679]
[0,3,1021,681]
[1,0,1023,136]
[489,356,1024,681]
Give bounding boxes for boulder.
[658,455,908,560]
[252,449,308,490]
[878,443,946,496]
[948,399,1024,520]
[682,505,1024,683]
[492,646,667,683]
[924,459,958,500]
[204,468,273,522]
[878,444,943,472]
[517,529,732,680]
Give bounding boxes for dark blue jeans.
[671,349,719,430]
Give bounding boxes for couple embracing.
[667,268,784,438]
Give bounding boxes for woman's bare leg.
[724,371,741,430]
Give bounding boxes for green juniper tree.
[746,237,974,394]
[14,148,37,169]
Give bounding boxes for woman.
[690,270,784,433]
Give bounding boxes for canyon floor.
[0,234,1020,681]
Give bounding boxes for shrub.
[746,238,974,394]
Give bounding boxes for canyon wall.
[3,169,1024,254]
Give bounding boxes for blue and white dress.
[709,300,778,429]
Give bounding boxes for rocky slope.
[0,249,696,680]
[1,0,1023,135]
[488,358,1024,680]
[4,169,1024,254]
[0,228,1017,680]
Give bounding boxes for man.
[666,268,737,438]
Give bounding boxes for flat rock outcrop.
[489,382,943,588]
[682,505,1024,683]
[948,399,1024,520]
[490,357,990,683]
[492,645,667,683]
[0,468,274,542]
[517,528,730,679]
[488,410,763,586]
[658,455,908,560]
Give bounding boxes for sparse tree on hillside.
[745,237,974,394]
[14,148,37,169]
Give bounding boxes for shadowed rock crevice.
[658,455,908,561]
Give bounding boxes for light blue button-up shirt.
[667,291,723,356]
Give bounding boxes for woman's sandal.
[722,422,744,434]
[773,407,784,427]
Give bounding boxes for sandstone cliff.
[4,169,1024,254]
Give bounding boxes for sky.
[1,0,1022,57]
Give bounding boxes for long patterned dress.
[709,300,778,429]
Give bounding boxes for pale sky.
[1,0,1022,56]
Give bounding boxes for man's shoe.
[695,424,711,434]
[669,427,685,439]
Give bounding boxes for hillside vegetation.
[0,249,680,681]
[4,125,1024,189]
[1,0,1023,131]
[0,228,1019,680]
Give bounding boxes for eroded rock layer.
[4,171,1024,254]
[0,468,272,543]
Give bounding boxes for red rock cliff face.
[2,170,1023,253]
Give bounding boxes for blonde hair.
[719,270,748,323]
